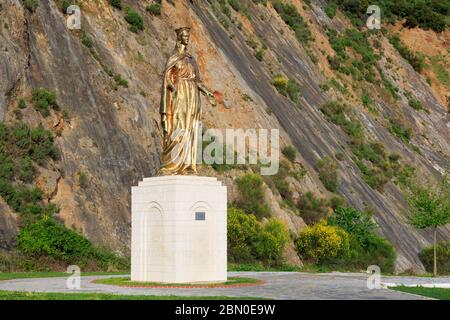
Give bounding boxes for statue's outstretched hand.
[207,91,217,108]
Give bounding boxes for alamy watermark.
[168,123,280,176]
[66,5,81,30]
[66,265,81,290]
[367,265,381,290]
[367,5,381,30]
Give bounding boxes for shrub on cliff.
[296,220,351,264]
[228,207,289,265]
[317,156,338,192]
[419,242,450,275]
[124,7,144,33]
[108,0,122,10]
[236,174,270,219]
[17,216,128,270]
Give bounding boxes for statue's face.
[180,30,190,46]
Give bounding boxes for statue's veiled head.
[176,27,191,46]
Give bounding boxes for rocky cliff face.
[0,0,448,272]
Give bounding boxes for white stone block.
[131,176,227,283]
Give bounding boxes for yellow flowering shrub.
[296,220,350,264]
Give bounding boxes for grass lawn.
[94,276,261,287]
[0,290,262,300]
[390,286,450,300]
[0,272,127,281]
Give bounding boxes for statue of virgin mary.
[158,27,216,176]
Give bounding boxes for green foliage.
[124,7,144,33]
[31,88,58,117]
[335,0,449,32]
[18,216,92,262]
[317,157,338,192]
[17,216,128,270]
[286,79,301,102]
[272,74,301,103]
[80,31,94,49]
[297,192,331,225]
[108,0,122,10]
[146,0,161,16]
[254,218,289,263]
[114,74,129,88]
[320,100,414,190]
[408,97,424,111]
[296,220,350,264]
[320,101,364,142]
[430,55,450,87]
[389,34,425,73]
[78,172,89,189]
[327,206,396,272]
[227,207,289,265]
[22,0,39,12]
[227,0,251,19]
[407,178,450,230]
[282,145,297,162]
[61,0,72,13]
[273,0,312,44]
[325,2,337,19]
[389,117,412,143]
[419,242,450,275]
[236,174,270,219]
[272,74,288,96]
[326,28,379,83]
[255,49,264,61]
[18,99,26,109]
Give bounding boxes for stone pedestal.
[131,176,227,283]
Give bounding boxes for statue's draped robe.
[158,50,202,175]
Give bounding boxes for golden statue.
[158,27,216,176]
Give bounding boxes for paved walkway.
[1,272,449,300]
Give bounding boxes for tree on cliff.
[407,176,450,276]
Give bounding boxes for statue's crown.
[175,27,191,35]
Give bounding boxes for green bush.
[389,35,425,73]
[80,31,94,48]
[317,157,338,192]
[236,174,270,219]
[273,0,312,44]
[320,101,364,142]
[108,0,122,10]
[419,242,449,275]
[297,192,331,225]
[389,117,412,143]
[254,218,289,263]
[286,79,301,102]
[124,7,144,33]
[227,207,289,265]
[146,1,161,15]
[272,74,288,96]
[18,99,26,109]
[282,145,297,162]
[255,49,264,61]
[114,74,129,88]
[227,207,260,263]
[328,206,396,272]
[31,88,58,117]
[325,2,337,19]
[22,0,39,12]
[335,0,449,32]
[16,216,129,270]
[296,220,350,264]
[18,217,92,262]
[78,171,89,189]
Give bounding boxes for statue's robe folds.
[158,50,202,175]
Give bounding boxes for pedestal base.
[131,176,227,283]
